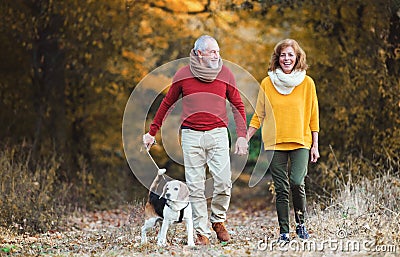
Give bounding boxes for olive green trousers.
[268,148,309,234]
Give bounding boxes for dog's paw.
[157,240,167,247]
[187,241,195,247]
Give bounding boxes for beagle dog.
[141,169,195,246]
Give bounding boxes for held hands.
[234,136,248,155]
[144,133,248,154]
[143,133,155,151]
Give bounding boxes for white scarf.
[268,68,306,95]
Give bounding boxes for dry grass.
[0,146,68,233]
[0,144,135,235]
[308,171,400,253]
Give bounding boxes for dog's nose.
[165,193,170,198]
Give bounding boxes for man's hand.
[234,136,248,155]
[143,133,155,150]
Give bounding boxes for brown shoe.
[212,222,231,242]
[196,234,210,245]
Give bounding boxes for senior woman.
[247,39,320,242]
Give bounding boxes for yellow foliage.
[213,13,231,31]
[141,73,172,93]
[163,15,178,27]
[217,11,239,24]
[121,68,129,77]
[122,49,145,62]
[235,26,259,42]
[139,20,153,36]
[150,36,169,49]
[166,0,206,13]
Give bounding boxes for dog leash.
[140,144,167,179]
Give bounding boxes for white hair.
[194,35,216,52]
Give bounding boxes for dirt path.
[1,181,398,256]
[1,203,389,257]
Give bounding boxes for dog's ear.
[159,183,168,199]
[177,183,190,201]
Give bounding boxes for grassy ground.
[0,172,399,256]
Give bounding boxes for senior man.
[143,35,248,245]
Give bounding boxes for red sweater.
[149,65,247,138]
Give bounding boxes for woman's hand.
[310,131,319,163]
[310,144,320,163]
[246,126,258,141]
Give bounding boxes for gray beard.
[207,59,220,69]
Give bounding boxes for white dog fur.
[141,169,195,246]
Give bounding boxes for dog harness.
[149,192,189,223]
[166,202,189,223]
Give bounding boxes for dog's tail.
[149,168,166,193]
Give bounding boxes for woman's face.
[279,46,297,74]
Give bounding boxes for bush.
[309,170,400,247]
[308,146,399,205]
[0,143,142,234]
[0,145,69,233]
[308,152,400,247]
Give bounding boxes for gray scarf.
[189,49,223,83]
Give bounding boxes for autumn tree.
[0,0,398,205]
[0,0,138,206]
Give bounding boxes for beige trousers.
[181,127,232,238]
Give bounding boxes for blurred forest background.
[0,0,399,233]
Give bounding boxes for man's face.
[199,40,220,69]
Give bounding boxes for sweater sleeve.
[309,78,320,132]
[226,72,247,138]
[148,82,182,136]
[249,78,267,129]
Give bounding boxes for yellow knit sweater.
[249,75,319,150]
